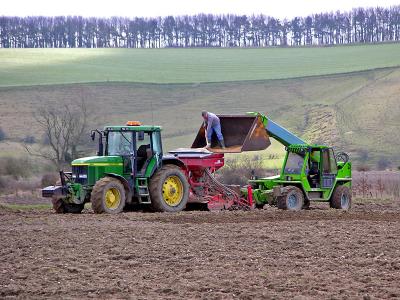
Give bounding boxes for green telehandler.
[242,112,352,210]
[191,112,352,210]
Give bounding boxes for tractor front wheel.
[91,177,126,214]
[149,165,189,212]
[277,186,304,211]
[330,185,351,210]
[52,198,84,214]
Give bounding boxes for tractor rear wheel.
[149,165,189,212]
[91,177,126,214]
[330,185,351,210]
[277,186,304,211]
[52,198,84,214]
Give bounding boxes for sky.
[2,0,399,19]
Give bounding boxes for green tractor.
[42,121,190,214]
[243,113,352,210]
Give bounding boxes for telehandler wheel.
[330,185,351,210]
[51,198,84,214]
[91,177,126,214]
[149,165,189,212]
[277,186,304,211]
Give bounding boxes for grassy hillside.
[0,66,399,168]
[1,44,400,86]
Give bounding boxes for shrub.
[356,164,370,172]
[0,176,6,190]
[0,127,6,141]
[0,157,33,178]
[22,135,36,144]
[0,175,41,194]
[358,149,369,163]
[41,173,59,187]
[42,133,50,145]
[218,155,273,186]
[377,157,391,170]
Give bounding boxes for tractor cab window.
[329,149,338,174]
[322,148,338,175]
[107,131,133,156]
[136,132,152,172]
[151,131,162,155]
[284,152,305,174]
[151,131,163,167]
[308,150,321,188]
[308,150,320,175]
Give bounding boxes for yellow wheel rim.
[162,175,184,207]
[105,188,121,210]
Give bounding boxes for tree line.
[1,6,400,48]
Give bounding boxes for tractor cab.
[101,123,163,178]
[281,145,338,192]
[90,122,163,181]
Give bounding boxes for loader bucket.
[191,115,271,153]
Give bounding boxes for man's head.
[201,111,208,120]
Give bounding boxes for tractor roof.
[104,125,162,131]
[287,144,330,152]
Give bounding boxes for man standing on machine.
[201,111,225,149]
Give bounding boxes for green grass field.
[0,44,399,169]
[1,44,400,86]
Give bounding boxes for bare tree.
[25,99,88,169]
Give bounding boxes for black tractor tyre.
[51,198,84,214]
[149,164,189,212]
[277,186,304,211]
[91,177,126,214]
[52,198,65,213]
[330,185,351,210]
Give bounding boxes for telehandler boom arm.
[247,112,306,147]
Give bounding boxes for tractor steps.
[137,178,151,204]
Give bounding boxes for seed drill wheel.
[277,186,304,211]
[91,177,126,214]
[149,165,189,212]
[52,198,84,214]
[330,185,351,210]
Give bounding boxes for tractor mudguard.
[104,173,131,194]
[161,155,187,169]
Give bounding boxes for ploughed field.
[1,200,400,299]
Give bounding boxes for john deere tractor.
[42,121,190,214]
[243,112,352,210]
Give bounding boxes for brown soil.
[1,200,400,299]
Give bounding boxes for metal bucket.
[191,115,271,153]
